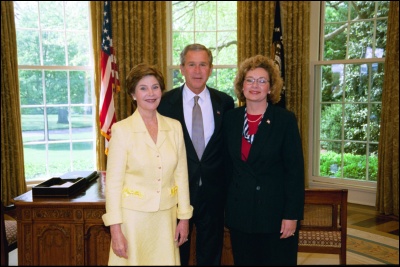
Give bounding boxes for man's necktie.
[192,95,205,160]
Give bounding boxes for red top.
[241,113,263,161]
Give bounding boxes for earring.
[133,97,136,100]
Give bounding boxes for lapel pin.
[266,119,270,124]
[217,110,221,115]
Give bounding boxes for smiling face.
[180,50,213,94]
[132,75,162,113]
[242,67,270,103]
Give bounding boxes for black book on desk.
[32,171,99,197]
[59,170,99,183]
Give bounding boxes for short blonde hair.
[234,55,283,104]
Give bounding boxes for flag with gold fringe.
[100,1,120,154]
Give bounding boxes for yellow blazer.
[102,111,193,226]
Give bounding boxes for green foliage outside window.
[320,151,378,181]
[316,1,388,182]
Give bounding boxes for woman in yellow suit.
[102,63,193,265]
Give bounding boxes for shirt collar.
[183,84,209,105]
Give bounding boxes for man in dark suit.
[158,43,234,265]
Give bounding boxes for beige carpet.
[298,227,399,265]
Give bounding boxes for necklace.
[246,114,263,123]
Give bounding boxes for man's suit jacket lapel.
[202,88,223,159]
[165,85,225,162]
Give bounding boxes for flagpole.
[272,1,286,109]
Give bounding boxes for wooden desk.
[14,172,234,265]
[14,172,110,266]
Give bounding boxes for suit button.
[256,186,261,190]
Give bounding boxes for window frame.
[308,1,388,205]
[166,1,238,103]
[15,1,96,184]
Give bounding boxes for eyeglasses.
[244,77,270,85]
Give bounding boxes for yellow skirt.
[108,205,180,266]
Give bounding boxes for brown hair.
[234,55,283,104]
[126,63,166,96]
[179,43,213,66]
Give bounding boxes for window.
[168,1,237,103]
[14,1,95,182]
[310,2,388,187]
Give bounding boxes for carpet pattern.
[347,227,399,265]
[8,227,399,265]
[298,227,399,265]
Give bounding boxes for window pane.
[24,144,47,180]
[319,142,342,177]
[195,1,216,31]
[19,70,43,105]
[71,107,94,140]
[321,64,344,102]
[343,142,366,180]
[371,63,384,101]
[65,1,89,30]
[207,70,217,88]
[217,2,237,30]
[47,107,69,141]
[348,21,374,59]
[45,71,68,104]
[42,31,66,65]
[377,1,389,17]
[325,1,348,22]
[321,103,343,140]
[70,71,93,104]
[216,31,237,65]
[39,1,64,30]
[369,104,381,143]
[67,31,90,66]
[376,20,387,57]
[14,1,39,28]
[344,64,369,102]
[172,1,195,31]
[172,32,194,65]
[48,143,71,175]
[344,103,368,141]
[21,109,45,143]
[195,32,216,53]
[323,23,347,60]
[72,142,95,170]
[368,144,378,181]
[16,30,40,65]
[214,68,237,101]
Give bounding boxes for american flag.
[100,1,120,154]
[272,1,285,108]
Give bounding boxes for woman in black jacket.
[223,55,305,266]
